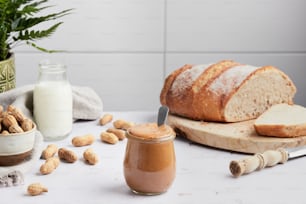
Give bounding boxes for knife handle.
[229,148,289,177]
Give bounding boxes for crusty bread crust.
[254,124,306,137]
[160,61,297,122]
[191,60,241,120]
[160,64,192,106]
[161,60,239,119]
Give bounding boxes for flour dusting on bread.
[209,65,259,95]
[170,64,211,97]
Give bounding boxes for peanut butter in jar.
[123,123,176,195]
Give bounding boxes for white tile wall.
[14,0,306,111]
[166,0,306,52]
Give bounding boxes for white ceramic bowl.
[0,124,36,166]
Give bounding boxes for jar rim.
[126,123,176,143]
[126,132,175,143]
[39,60,66,73]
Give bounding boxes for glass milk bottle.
[34,62,73,141]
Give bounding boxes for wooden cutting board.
[167,114,306,154]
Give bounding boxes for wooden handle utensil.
[229,148,289,177]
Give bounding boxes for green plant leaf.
[18,22,62,41]
[0,0,73,61]
[20,0,49,15]
[26,41,63,53]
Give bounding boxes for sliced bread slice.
[254,103,306,137]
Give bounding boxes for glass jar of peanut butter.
[123,123,176,195]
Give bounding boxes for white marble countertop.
[1,111,305,204]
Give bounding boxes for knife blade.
[229,146,306,177]
[287,146,306,159]
[157,106,169,126]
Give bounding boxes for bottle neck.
[38,63,68,82]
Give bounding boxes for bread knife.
[229,146,306,177]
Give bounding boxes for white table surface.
[2,111,306,204]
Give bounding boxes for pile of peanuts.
[28,113,134,196]
[0,105,34,135]
[99,113,134,144]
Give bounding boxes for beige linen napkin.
[0,84,103,121]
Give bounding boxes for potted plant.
[0,0,72,92]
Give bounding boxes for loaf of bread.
[254,103,306,137]
[160,60,297,122]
